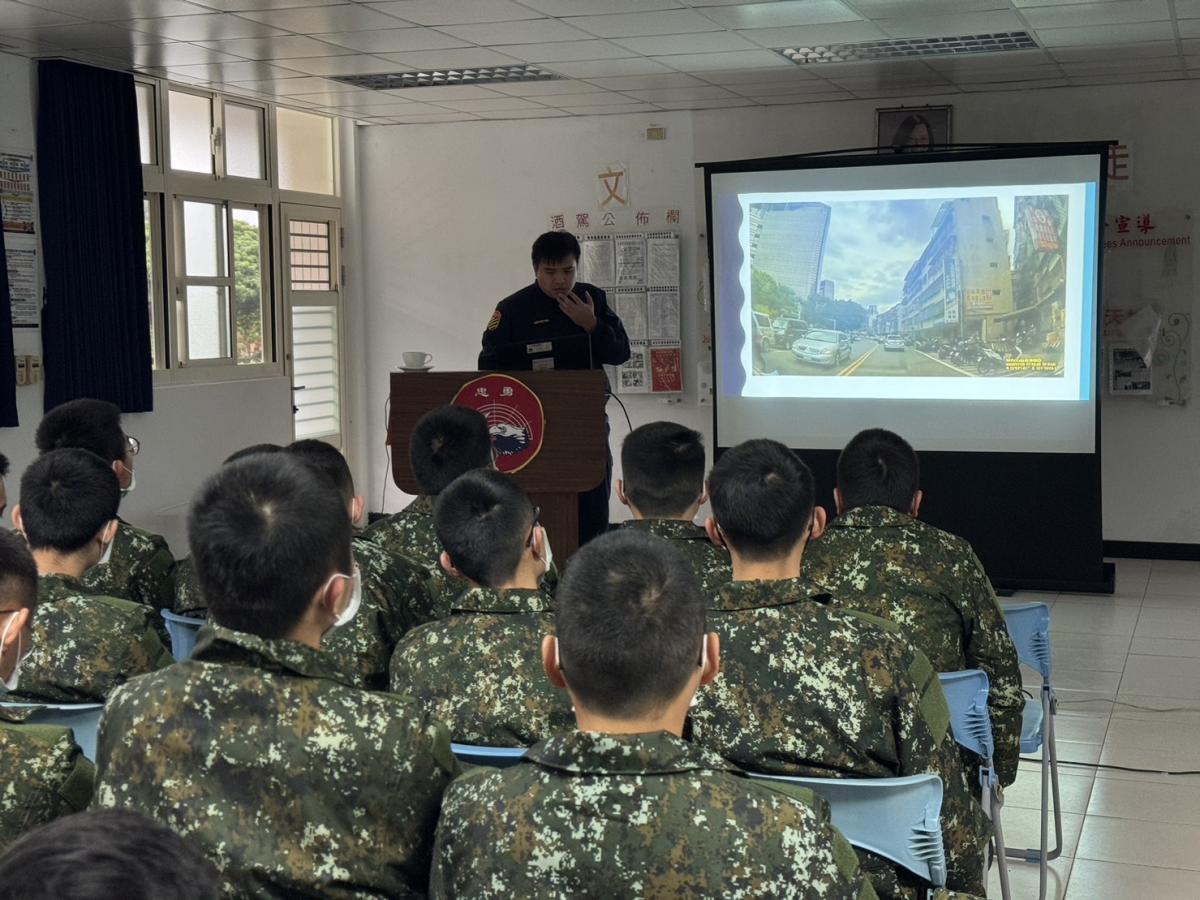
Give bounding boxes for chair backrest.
[451,743,527,769]
[0,702,104,762]
[938,669,995,762]
[1001,602,1053,680]
[161,610,205,662]
[750,772,947,888]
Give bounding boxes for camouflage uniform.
[690,577,989,898]
[804,505,1024,786]
[94,623,459,899]
[14,574,173,703]
[618,518,732,596]
[82,517,176,614]
[366,497,469,617]
[431,730,879,900]
[321,537,439,691]
[0,707,95,849]
[171,555,206,617]
[389,586,572,746]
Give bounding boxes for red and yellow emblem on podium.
[453,374,545,474]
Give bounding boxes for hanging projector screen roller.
[708,153,1102,454]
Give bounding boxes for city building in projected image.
[748,202,831,308]
[819,279,836,301]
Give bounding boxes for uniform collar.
[450,585,551,615]
[407,495,435,517]
[38,572,89,597]
[713,576,828,611]
[526,731,739,776]
[192,623,353,685]
[832,505,916,529]
[620,518,709,541]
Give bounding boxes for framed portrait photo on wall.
[877,105,952,152]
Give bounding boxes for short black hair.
[188,454,352,639]
[410,405,492,496]
[0,529,37,611]
[621,422,706,517]
[18,450,120,554]
[531,231,581,267]
[707,439,815,562]
[35,398,126,464]
[0,453,8,478]
[286,440,354,505]
[555,529,704,718]
[0,809,219,900]
[222,443,283,465]
[837,428,920,513]
[434,469,535,589]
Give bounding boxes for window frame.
[136,76,340,386]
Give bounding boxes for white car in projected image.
[791,329,852,366]
[883,334,906,351]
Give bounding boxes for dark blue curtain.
[0,228,16,427]
[37,60,152,413]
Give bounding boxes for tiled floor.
[985,558,1200,899]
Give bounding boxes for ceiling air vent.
[330,64,563,90]
[777,31,1038,64]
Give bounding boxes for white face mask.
[98,536,114,567]
[120,467,136,499]
[0,611,29,693]
[326,567,362,629]
[536,526,554,576]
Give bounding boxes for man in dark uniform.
[479,231,631,546]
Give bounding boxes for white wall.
[358,77,1200,545]
[0,52,295,552]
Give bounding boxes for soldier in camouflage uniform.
[0,531,94,849]
[170,555,205,617]
[432,529,879,900]
[692,440,990,899]
[804,428,1024,786]
[35,399,176,614]
[616,421,732,596]
[94,454,458,897]
[390,470,572,745]
[366,405,496,615]
[11,450,171,703]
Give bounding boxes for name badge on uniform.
[532,357,555,371]
[527,341,552,354]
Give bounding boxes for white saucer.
[397,365,434,372]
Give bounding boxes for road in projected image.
[747,193,1069,379]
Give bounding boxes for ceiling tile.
[697,1,862,29]
[364,1,541,27]
[621,85,737,101]
[1180,0,1200,16]
[547,57,676,77]
[564,10,722,38]
[874,10,1026,38]
[753,90,855,104]
[321,102,415,115]
[923,48,1054,71]
[554,101,660,114]
[520,0,681,14]
[436,18,594,45]
[695,66,826,84]
[486,78,607,95]
[36,0,212,19]
[583,72,707,90]
[1048,40,1178,61]
[0,1,82,28]
[941,64,1065,83]
[1035,21,1176,46]
[288,89,381,106]
[851,0,1009,12]
[168,59,303,80]
[724,79,844,96]
[122,42,245,66]
[313,27,469,53]
[541,90,634,106]
[1059,57,1182,75]
[236,4,402,33]
[379,48,526,69]
[957,78,1069,92]
[655,49,792,71]
[1180,19,1200,38]
[653,97,755,110]
[1019,0,1169,29]
[188,0,347,9]
[195,34,351,58]
[1,22,166,48]
[735,22,887,46]
[370,84,505,100]
[228,74,348,93]
[1068,71,1183,85]
[430,96,549,112]
[490,39,635,62]
[472,108,566,119]
[610,31,759,55]
[127,13,285,40]
[274,54,400,76]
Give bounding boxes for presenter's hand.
[559,290,598,333]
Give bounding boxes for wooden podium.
[388,370,608,558]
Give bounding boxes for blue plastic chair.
[1001,601,1061,900]
[161,610,205,662]
[451,743,527,769]
[751,772,947,892]
[0,701,104,762]
[939,669,1011,900]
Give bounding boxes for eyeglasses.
[525,506,541,548]
[125,435,140,457]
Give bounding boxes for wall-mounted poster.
[876,105,952,152]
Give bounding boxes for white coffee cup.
[402,351,432,369]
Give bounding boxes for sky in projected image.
[823,198,1014,312]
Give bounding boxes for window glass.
[276,108,334,195]
[136,83,155,165]
[169,90,213,174]
[144,197,156,368]
[225,103,265,180]
[182,200,225,277]
[186,285,230,360]
[232,207,265,364]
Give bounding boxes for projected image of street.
[748,195,1069,378]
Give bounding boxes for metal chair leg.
[990,785,1012,900]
